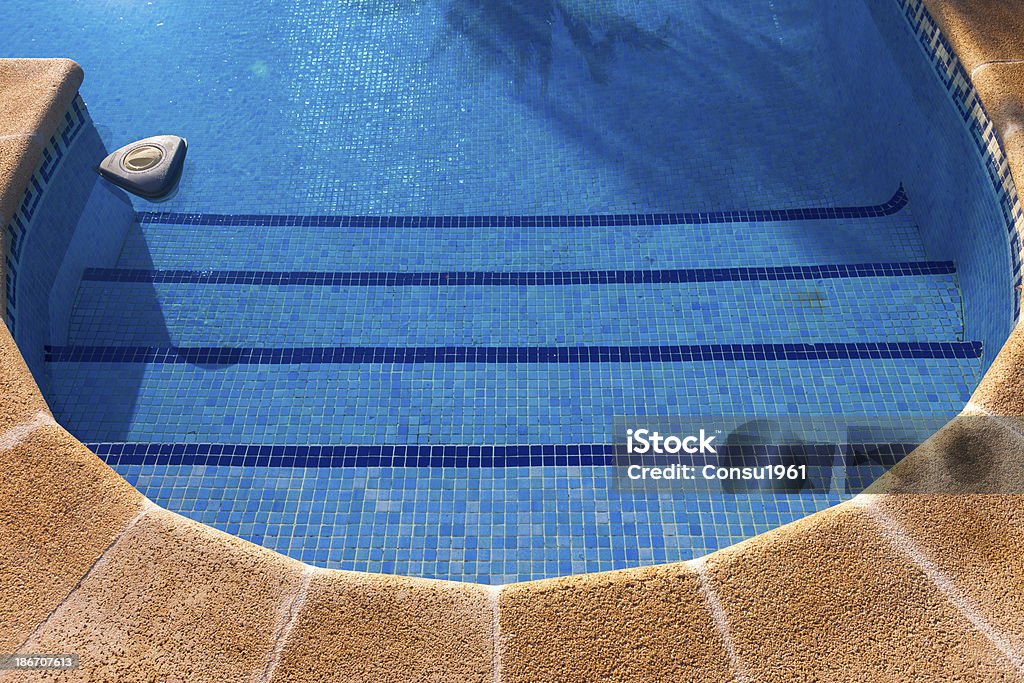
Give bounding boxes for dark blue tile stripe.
[135,186,909,228]
[81,260,955,287]
[87,442,917,468]
[45,341,983,365]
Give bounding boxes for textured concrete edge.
[916,0,1024,76]
[1,9,1024,677]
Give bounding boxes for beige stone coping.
[919,0,1024,76]
[3,0,1024,675]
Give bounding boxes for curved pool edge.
[2,5,1024,679]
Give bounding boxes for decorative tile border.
[3,94,88,337]
[81,261,956,287]
[88,440,915,469]
[45,341,983,365]
[134,185,909,228]
[896,0,1024,320]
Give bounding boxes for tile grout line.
[258,564,315,683]
[689,558,751,683]
[852,495,1024,674]
[2,498,157,680]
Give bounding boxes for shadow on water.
[437,0,672,89]
[37,120,182,444]
[45,215,175,444]
[63,207,240,444]
[9,118,176,449]
[419,0,893,211]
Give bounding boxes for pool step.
[45,353,981,444]
[116,211,926,272]
[66,263,963,347]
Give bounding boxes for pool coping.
[2,0,1024,676]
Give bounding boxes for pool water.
[4,0,994,583]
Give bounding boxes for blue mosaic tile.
[48,357,980,445]
[67,267,963,347]
[117,211,929,273]
[134,186,909,228]
[90,441,913,471]
[80,260,955,286]
[4,95,88,335]
[893,0,1024,327]
[46,341,983,365]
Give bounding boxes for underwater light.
[98,135,187,200]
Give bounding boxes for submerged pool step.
[134,185,909,229]
[46,341,982,365]
[88,441,915,469]
[46,354,980,444]
[67,263,963,347]
[117,211,926,272]
[100,462,851,581]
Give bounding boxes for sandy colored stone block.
[499,566,734,683]
[0,424,143,652]
[272,571,493,683]
[0,323,50,432]
[0,136,42,235]
[11,507,308,683]
[866,414,1024,495]
[922,0,1024,73]
[869,493,1024,652]
[0,59,83,139]
[0,59,82,228]
[701,504,1019,681]
[971,62,1024,126]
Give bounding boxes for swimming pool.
[3,0,1017,583]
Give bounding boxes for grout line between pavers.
[0,132,47,148]
[971,59,1024,81]
[688,558,751,683]
[1,498,157,681]
[852,495,1024,675]
[258,564,316,683]
[963,401,1024,441]
[0,410,53,451]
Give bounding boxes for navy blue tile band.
[88,441,917,468]
[46,341,983,365]
[135,185,908,228]
[81,260,954,287]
